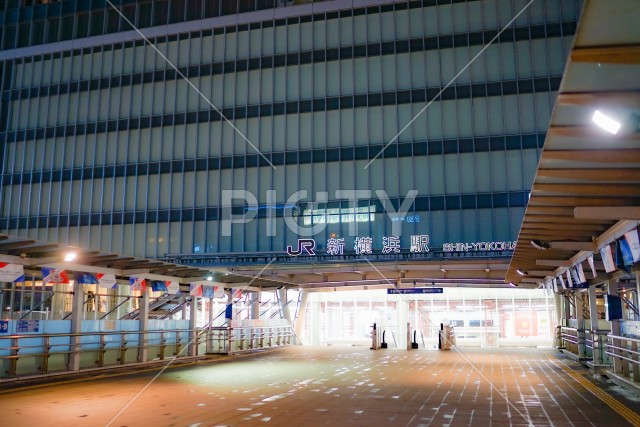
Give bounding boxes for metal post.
[138,288,149,363]
[188,296,198,356]
[68,281,84,371]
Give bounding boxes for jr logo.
[286,239,316,256]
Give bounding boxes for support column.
[250,292,260,320]
[309,298,321,346]
[116,283,131,319]
[293,290,309,343]
[608,280,623,374]
[554,293,562,347]
[137,288,149,363]
[206,297,214,354]
[576,291,586,358]
[588,285,603,364]
[68,281,84,371]
[188,296,198,356]
[396,298,408,350]
[278,288,292,324]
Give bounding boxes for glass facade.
[0,0,582,258]
[302,287,556,348]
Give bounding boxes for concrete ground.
[1,346,639,426]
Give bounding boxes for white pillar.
[575,291,586,358]
[117,283,131,319]
[588,285,603,364]
[396,298,408,350]
[310,298,321,346]
[278,288,292,324]
[68,281,84,371]
[608,280,623,374]
[250,292,260,320]
[294,290,310,343]
[138,288,149,363]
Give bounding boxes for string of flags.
[0,264,227,298]
[544,227,640,294]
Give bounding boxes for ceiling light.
[592,110,621,134]
[516,269,527,276]
[440,268,447,273]
[206,274,213,281]
[530,240,550,250]
[64,252,77,262]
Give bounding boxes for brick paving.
[1,347,638,426]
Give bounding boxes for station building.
[0,0,639,417]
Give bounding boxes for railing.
[204,325,297,354]
[605,334,640,383]
[0,324,297,381]
[560,326,579,355]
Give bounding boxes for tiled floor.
[1,347,639,426]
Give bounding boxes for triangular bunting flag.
[129,277,146,291]
[587,254,597,278]
[74,271,98,285]
[42,267,69,284]
[601,244,616,273]
[97,273,117,289]
[0,263,24,282]
[167,281,180,294]
[624,229,640,262]
[190,283,202,296]
[576,263,586,284]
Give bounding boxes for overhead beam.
[533,183,640,196]
[542,149,640,164]
[537,168,640,181]
[0,240,37,251]
[530,197,640,207]
[549,241,596,251]
[521,223,605,231]
[526,206,576,216]
[574,206,640,220]
[571,45,640,64]
[556,92,640,108]
[547,126,640,140]
[536,260,573,267]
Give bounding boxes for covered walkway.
[1,347,639,426]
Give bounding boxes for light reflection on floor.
[0,346,638,426]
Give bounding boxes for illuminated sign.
[388,288,443,294]
[287,239,316,256]
[442,241,516,252]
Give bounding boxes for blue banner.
[387,288,443,294]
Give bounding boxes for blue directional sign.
[0,320,8,334]
[387,288,443,294]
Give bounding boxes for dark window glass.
[46,19,59,43]
[90,11,104,36]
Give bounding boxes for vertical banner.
[566,270,573,288]
[558,274,566,290]
[97,273,117,289]
[129,277,146,291]
[0,263,24,282]
[587,254,597,278]
[600,244,616,273]
[576,263,587,284]
[151,280,168,292]
[74,271,98,285]
[42,267,69,284]
[552,277,558,293]
[624,229,640,262]
[571,265,582,285]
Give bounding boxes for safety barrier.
[605,334,640,384]
[560,326,579,355]
[204,325,297,354]
[0,325,297,380]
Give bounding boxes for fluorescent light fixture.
[440,268,447,273]
[64,252,76,262]
[592,110,621,134]
[206,275,213,281]
[516,269,527,276]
